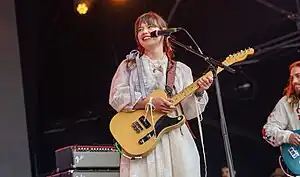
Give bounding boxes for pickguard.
[138,115,184,144]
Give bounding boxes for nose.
[140,27,150,34]
[293,76,299,85]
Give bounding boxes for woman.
[109,11,213,177]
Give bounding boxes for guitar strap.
[165,59,176,96]
[165,59,197,139]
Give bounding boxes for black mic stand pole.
[170,38,236,177]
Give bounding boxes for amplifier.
[48,170,120,177]
[55,145,120,172]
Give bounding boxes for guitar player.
[262,61,300,174]
[262,61,300,147]
[109,11,213,177]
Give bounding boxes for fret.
[170,48,254,106]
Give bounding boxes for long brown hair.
[284,61,300,108]
[134,11,174,60]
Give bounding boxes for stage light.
[75,0,93,15]
[77,2,88,14]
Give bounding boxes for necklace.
[149,54,167,73]
[151,61,164,73]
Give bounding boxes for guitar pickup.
[138,131,155,145]
[139,116,151,129]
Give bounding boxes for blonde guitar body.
[109,48,255,159]
[109,88,186,158]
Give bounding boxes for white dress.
[109,53,209,177]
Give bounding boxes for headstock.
[224,48,255,65]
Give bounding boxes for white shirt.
[262,96,300,147]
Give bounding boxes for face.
[136,22,164,51]
[221,167,230,177]
[291,66,300,95]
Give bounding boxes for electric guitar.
[109,48,255,158]
[281,129,300,175]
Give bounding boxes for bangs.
[137,15,159,27]
[135,12,167,30]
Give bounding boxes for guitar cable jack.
[114,142,143,160]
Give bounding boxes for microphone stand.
[170,38,236,177]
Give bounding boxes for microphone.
[150,28,182,37]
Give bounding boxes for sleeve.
[179,64,209,120]
[262,97,293,147]
[109,60,142,112]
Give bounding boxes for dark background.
[14,0,300,176]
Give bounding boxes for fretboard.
[171,64,226,105]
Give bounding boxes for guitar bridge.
[131,121,143,133]
[288,147,300,159]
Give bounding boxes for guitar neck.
[171,64,225,105]
[169,47,255,105]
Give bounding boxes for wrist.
[134,98,148,110]
[195,90,204,97]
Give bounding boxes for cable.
[114,142,142,160]
[195,95,208,177]
[278,156,295,177]
[178,27,208,177]
[179,27,204,55]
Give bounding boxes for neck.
[144,45,164,60]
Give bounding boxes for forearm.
[109,90,142,112]
[262,125,293,147]
[133,98,149,110]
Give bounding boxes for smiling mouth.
[142,36,151,41]
[295,85,300,89]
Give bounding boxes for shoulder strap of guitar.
[166,59,197,139]
[165,59,176,95]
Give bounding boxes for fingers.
[152,97,176,113]
[295,134,300,146]
[290,133,300,146]
[292,139,300,146]
[162,99,175,108]
[206,76,214,83]
[161,99,176,113]
[197,76,213,89]
[161,108,175,114]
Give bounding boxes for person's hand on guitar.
[289,133,300,146]
[134,97,176,113]
[195,76,214,94]
[151,97,176,114]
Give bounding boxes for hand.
[196,76,214,93]
[289,133,300,146]
[151,97,176,114]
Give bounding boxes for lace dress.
[109,54,209,177]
